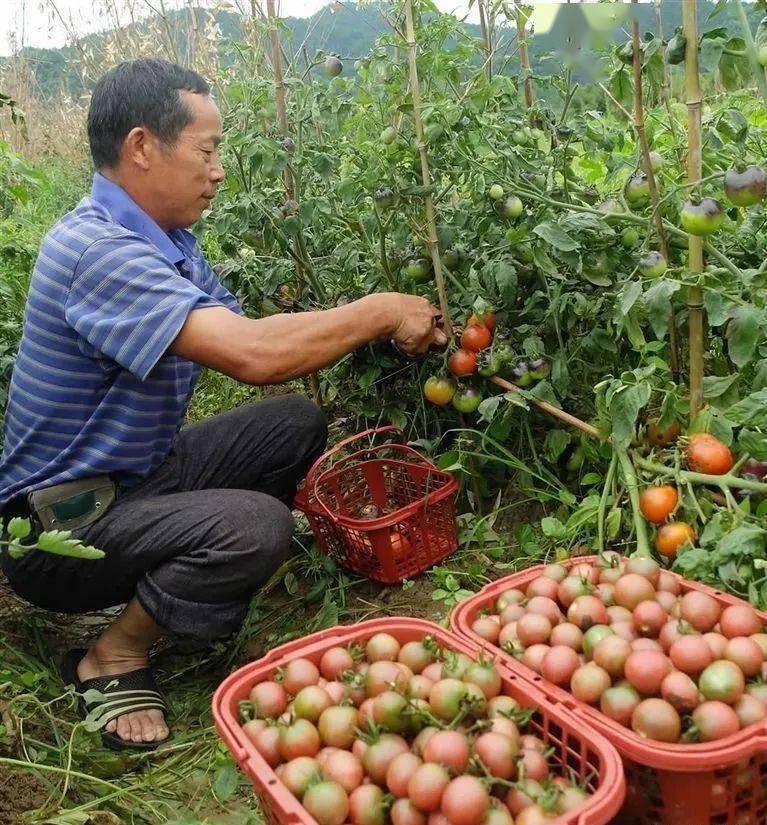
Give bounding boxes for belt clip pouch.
[28,476,116,532]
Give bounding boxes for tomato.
[522,644,551,674]
[570,663,611,704]
[669,635,712,675]
[639,251,667,279]
[633,601,668,638]
[721,605,763,639]
[567,595,608,631]
[482,804,514,825]
[631,699,681,743]
[648,151,664,172]
[403,258,433,283]
[735,694,766,729]
[611,621,639,643]
[517,614,553,646]
[724,165,767,207]
[621,227,639,248]
[639,486,678,525]
[442,652,473,679]
[724,637,764,678]
[294,686,333,723]
[381,126,397,145]
[282,658,320,695]
[374,188,399,210]
[472,731,518,779]
[699,660,745,704]
[392,799,427,825]
[526,576,560,600]
[366,661,409,697]
[499,196,524,220]
[366,632,400,662]
[648,418,681,447]
[692,701,740,742]
[600,684,641,726]
[465,661,502,700]
[350,784,387,825]
[362,733,410,785]
[488,716,521,743]
[656,591,677,614]
[448,349,478,377]
[408,763,451,812]
[500,603,525,625]
[303,780,349,825]
[324,56,343,77]
[680,592,721,633]
[526,595,563,626]
[625,556,661,586]
[323,751,363,794]
[423,376,456,406]
[687,433,733,475]
[625,172,650,206]
[488,184,505,201]
[280,756,321,798]
[319,648,354,681]
[680,198,724,236]
[487,694,519,718]
[472,616,501,644]
[398,641,435,674]
[582,625,614,658]
[373,690,410,732]
[250,681,288,719]
[656,522,696,559]
[558,576,594,608]
[550,622,583,652]
[441,776,489,825]
[541,563,568,582]
[429,678,467,721]
[518,748,548,782]
[657,571,681,595]
[614,574,656,610]
[452,386,482,413]
[661,671,700,714]
[505,779,543,816]
[461,324,493,352]
[632,638,663,653]
[703,633,728,660]
[495,589,525,612]
[251,724,282,767]
[541,645,581,686]
[279,719,321,761]
[607,605,633,624]
[593,635,631,678]
[386,752,423,797]
[468,311,497,332]
[624,650,672,695]
[422,730,470,772]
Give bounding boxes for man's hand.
[383,293,448,357]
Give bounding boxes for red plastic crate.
[450,557,767,825]
[294,427,459,583]
[213,618,626,825]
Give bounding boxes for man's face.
[147,91,224,230]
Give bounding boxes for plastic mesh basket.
[450,557,767,825]
[212,618,626,825]
[294,427,459,583]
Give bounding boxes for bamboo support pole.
[683,0,705,416]
[631,4,680,379]
[477,0,492,79]
[515,2,534,109]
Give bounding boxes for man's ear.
[122,126,151,171]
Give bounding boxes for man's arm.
[169,292,446,385]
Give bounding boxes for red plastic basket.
[450,557,767,825]
[294,427,459,583]
[213,618,626,825]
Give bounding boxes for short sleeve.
[181,233,244,316]
[66,236,223,380]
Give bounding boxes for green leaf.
[478,396,501,424]
[541,516,566,540]
[543,430,571,463]
[726,306,762,368]
[619,281,642,317]
[610,382,651,449]
[532,221,579,252]
[644,280,680,340]
[726,390,767,428]
[699,36,726,73]
[489,260,517,305]
[739,430,767,461]
[702,373,739,400]
[606,507,622,540]
[7,517,31,539]
[212,765,239,801]
[35,531,105,559]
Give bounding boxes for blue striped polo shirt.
[0,173,242,507]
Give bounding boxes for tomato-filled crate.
[294,428,459,584]
[450,556,767,825]
[213,618,625,825]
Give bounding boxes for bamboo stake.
[477,0,492,79]
[490,375,601,439]
[683,0,705,417]
[514,2,534,110]
[733,0,767,104]
[653,0,685,168]
[631,3,680,379]
[403,0,452,335]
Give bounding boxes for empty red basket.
[294,427,459,583]
[212,617,626,825]
[450,557,767,825]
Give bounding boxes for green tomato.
[527,357,550,381]
[402,258,432,282]
[374,188,399,210]
[621,227,640,249]
[624,173,650,207]
[511,362,533,388]
[488,184,505,201]
[648,151,664,173]
[324,56,343,77]
[515,244,535,263]
[380,126,397,145]
[759,45,767,68]
[500,196,524,220]
[477,344,511,378]
[724,166,767,207]
[680,198,724,236]
[639,251,668,279]
[452,386,482,414]
[512,128,530,147]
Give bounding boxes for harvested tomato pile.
[469,554,767,744]
[238,631,598,825]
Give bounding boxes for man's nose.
[211,158,225,183]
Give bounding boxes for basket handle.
[311,442,445,523]
[304,425,405,491]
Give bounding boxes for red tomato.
[250,681,288,719]
[639,486,678,524]
[441,776,489,825]
[422,730,470,772]
[687,433,734,475]
[631,699,681,743]
[624,650,671,695]
[460,324,493,352]
[303,781,349,825]
[448,348,478,376]
[655,522,696,559]
[720,605,763,639]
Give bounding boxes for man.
[0,59,445,750]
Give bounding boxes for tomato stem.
[597,452,619,554]
[616,449,652,558]
[632,453,767,493]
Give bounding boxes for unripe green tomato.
[452,386,482,413]
[621,227,640,248]
[500,196,524,220]
[488,184,505,201]
[639,251,668,279]
[680,198,724,236]
[380,126,397,145]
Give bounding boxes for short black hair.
[87,58,210,169]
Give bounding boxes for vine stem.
[632,453,767,493]
[597,452,619,553]
[733,0,767,104]
[616,448,652,557]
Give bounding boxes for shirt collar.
[91,172,186,266]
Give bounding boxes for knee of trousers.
[225,496,295,584]
[275,394,328,453]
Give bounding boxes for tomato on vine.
[460,324,493,352]
[639,486,678,525]
[423,376,456,406]
[452,386,482,414]
[724,166,767,207]
[680,198,724,236]
[448,349,478,377]
[647,419,681,447]
[467,310,496,331]
[686,434,734,476]
[656,522,696,558]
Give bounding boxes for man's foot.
[77,646,170,745]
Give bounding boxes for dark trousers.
[1,395,327,640]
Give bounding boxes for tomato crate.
[213,618,625,825]
[450,557,767,825]
[294,427,459,584]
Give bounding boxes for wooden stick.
[477,0,492,79]
[515,2,534,109]
[631,3,680,379]
[489,375,601,439]
[683,0,705,417]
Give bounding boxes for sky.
[1,0,477,56]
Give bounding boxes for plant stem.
[616,449,652,557]
[477,0,492,79]
[598,452,618,553]
[633,454,767,493]
[683,0,705,417]
[733,0,767,104]
[631,3,680,379]
[515,2,534,110]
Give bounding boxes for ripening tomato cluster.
[240,633,595,825]
[470,555,767,745]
